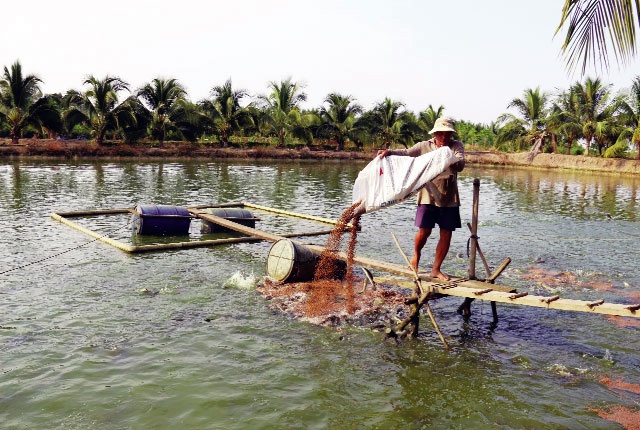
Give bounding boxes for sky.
[3,0,640,125]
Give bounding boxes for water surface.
[1,159,639,429]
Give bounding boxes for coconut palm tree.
[318,93,362,150]
[291,108,321,147]
[0,60,61,144]
[199,79,251,147]
[243,105,271,140]
[601,124,628,157]
[171,99,204,143]
[120,96,152,144]
[556,0,640,74]
[549,89,583,154]
[137,78,187,145]
[65,75,138,145]
[418,104,445,139]
[58,89,90,138]
[259,77,307,147]
[364,98,415,149]
[571,77,619,155]
[496,87,549,152]
[616,76,640,159]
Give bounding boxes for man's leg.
[431,228,453,280]
[410,227,432,271]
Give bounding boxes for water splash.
[546,363,574,377]
[222,271,258,290]
[602,349,615,366]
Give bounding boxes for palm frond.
[556,0,640,74]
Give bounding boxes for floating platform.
[50,202,340,253]
[51,202,640,320]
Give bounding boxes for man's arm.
[378,141,426,158]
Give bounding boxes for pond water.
[1,159,639,429]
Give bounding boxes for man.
[377,117,465,280]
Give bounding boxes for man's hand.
[450,159,465,172]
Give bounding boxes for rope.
[466,234,479,257]
[0,219,131,277]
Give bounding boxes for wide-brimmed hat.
[430,117,456,134]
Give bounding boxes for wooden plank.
[374,275,640,319]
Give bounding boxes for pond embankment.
[2,139,640,175]
[465,151,640,175]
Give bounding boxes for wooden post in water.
[468,178,480,280]
[460,178,481,318]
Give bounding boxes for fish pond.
[1,158,639,429]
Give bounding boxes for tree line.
[1,60,640,159]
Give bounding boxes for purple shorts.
[415,204,461,231]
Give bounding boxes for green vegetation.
[1,60,640,159]
[0,61,61,144]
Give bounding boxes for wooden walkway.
[374,275,640,319]
[189,208,640,320]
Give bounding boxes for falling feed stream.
[1,158,639,429]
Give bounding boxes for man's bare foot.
[430,270,451,281]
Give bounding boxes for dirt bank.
[2,139,639,175]
[0,139,373,161]
[466,151,640,175]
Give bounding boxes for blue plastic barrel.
[200,208,259,233]
[131,204,192,236]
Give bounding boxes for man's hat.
[429,117,456,134]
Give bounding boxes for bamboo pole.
[51,213,136,252]
[488,258,511,283]
[187,202,245,209]
[465,222,500,322]
[302,242,517,293]
[242,202,343,226]
[391,232,450,348]
[126,230,335,253]
[53,208,132,217]
[189,210,286,242]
